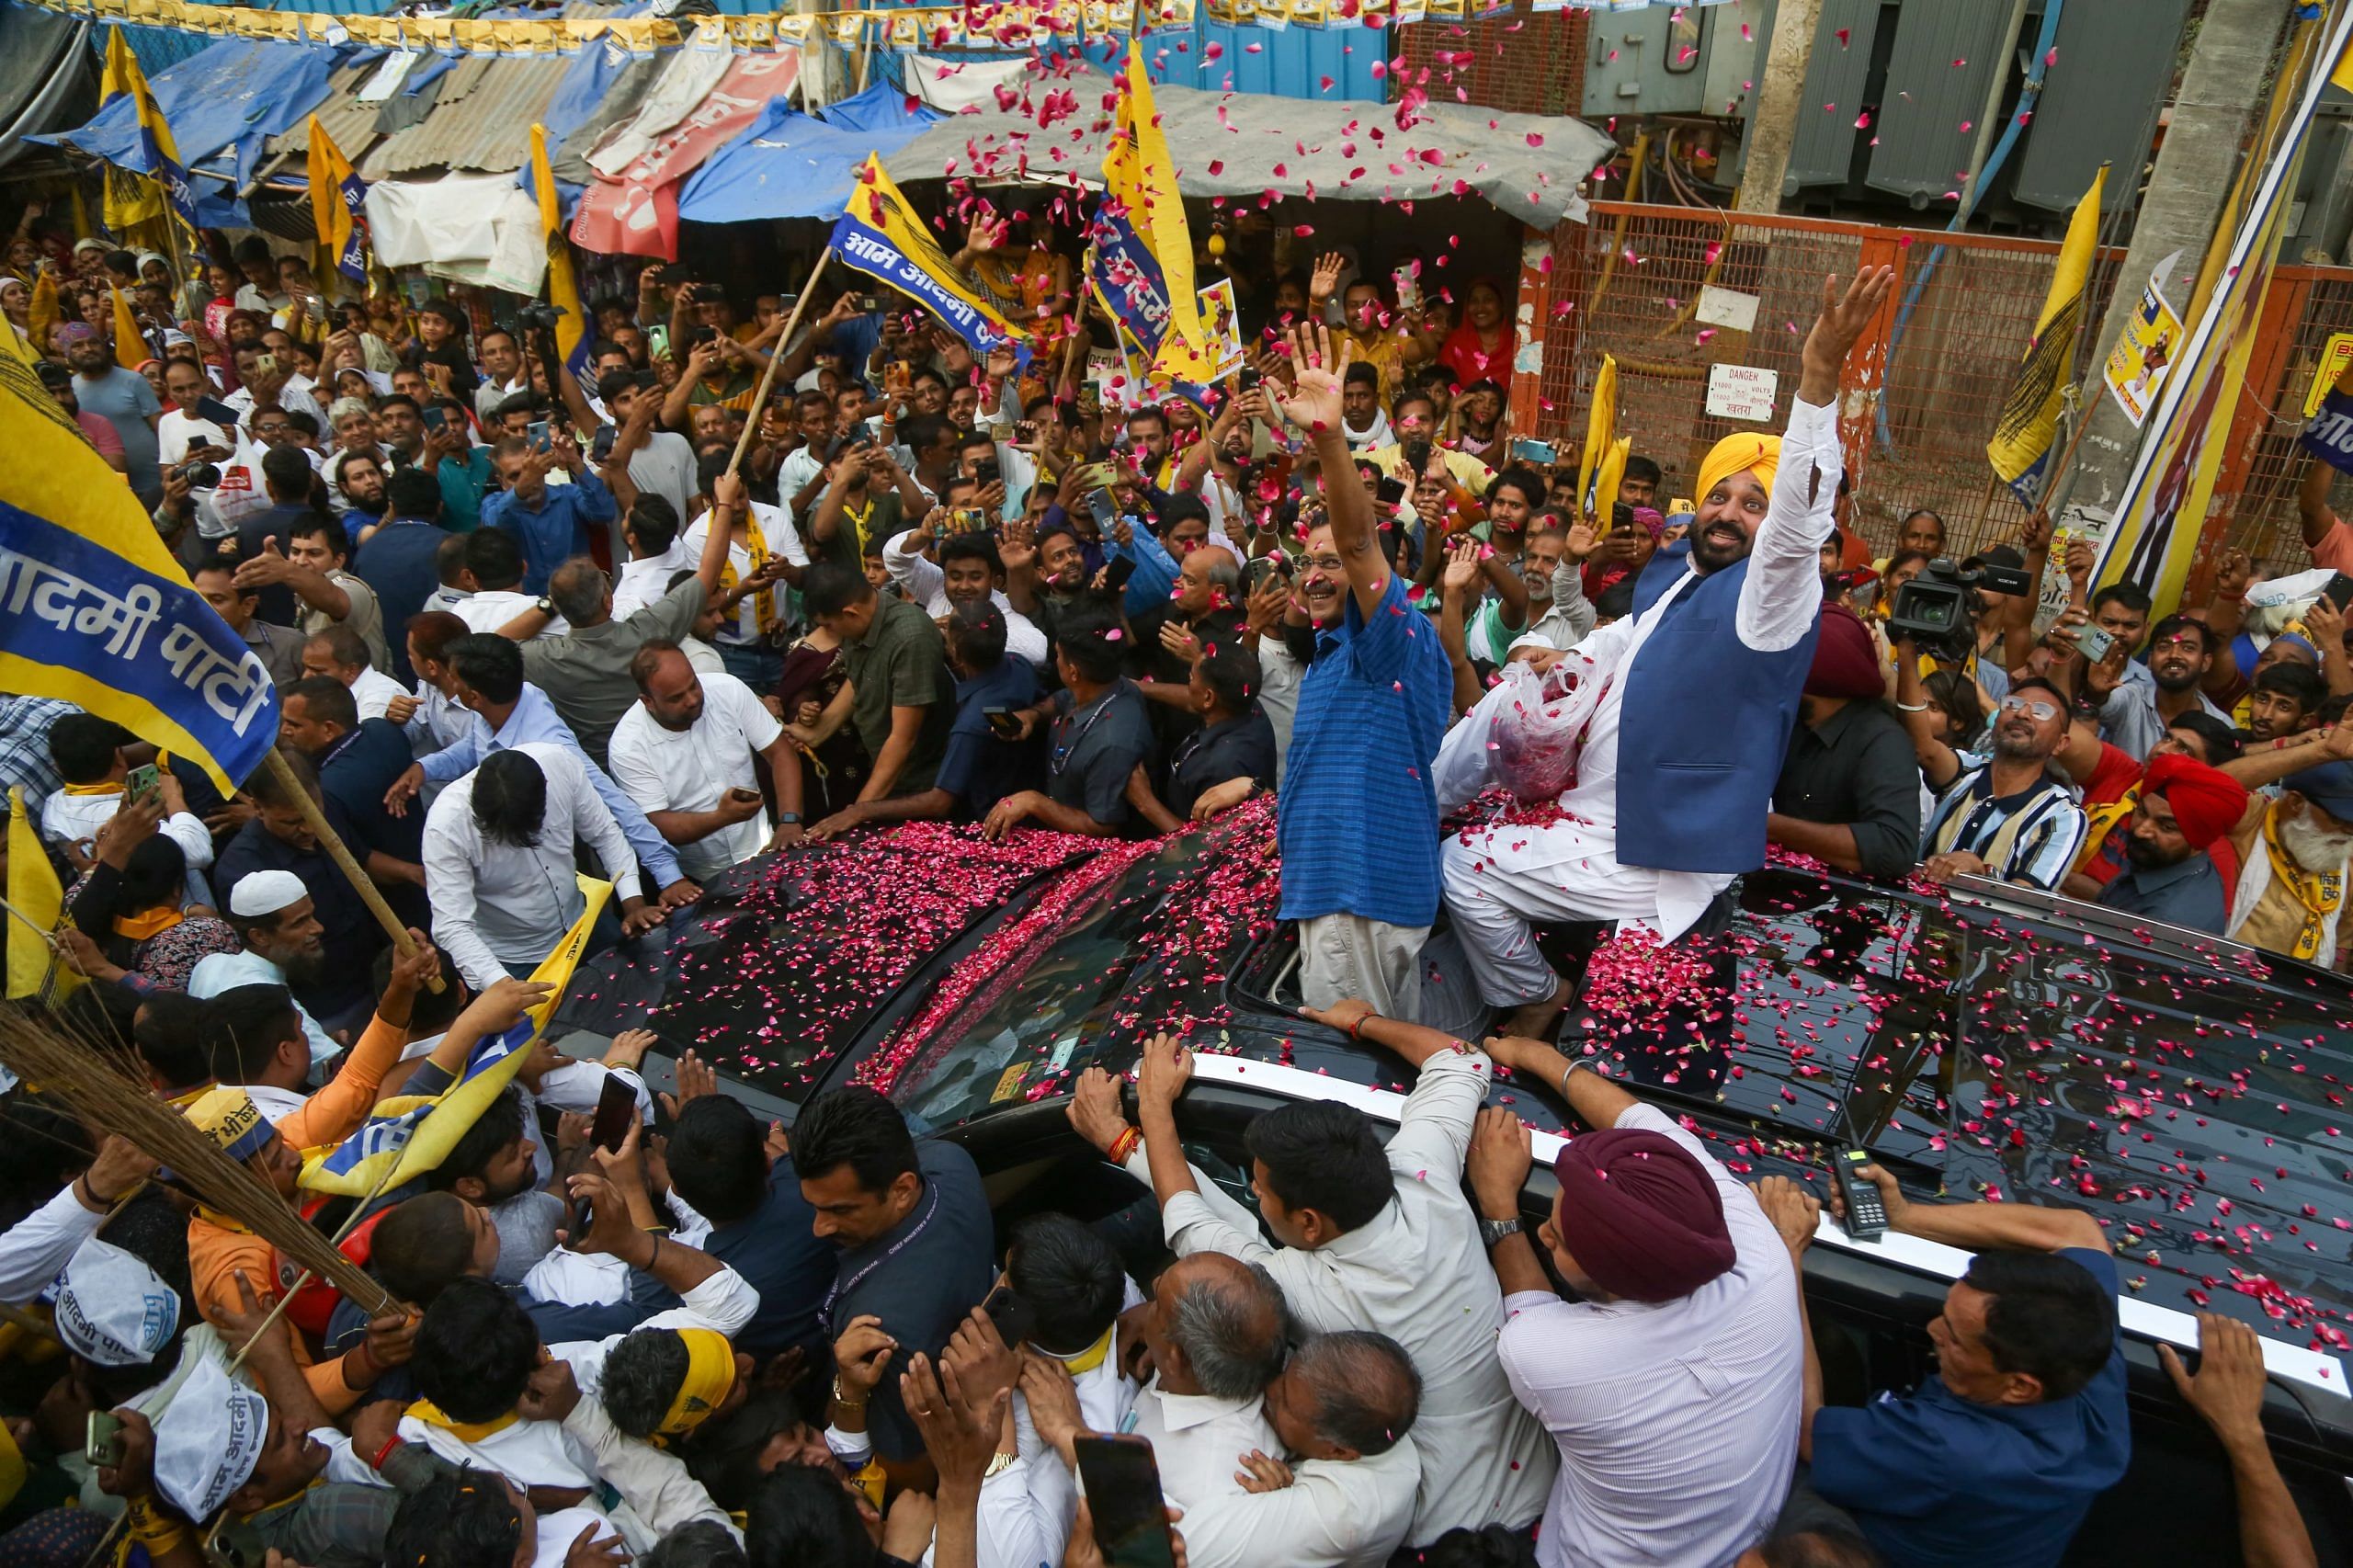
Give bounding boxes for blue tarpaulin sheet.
[32,39,336,183]
[676,83,936,226]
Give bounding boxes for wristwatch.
[533,596,555,618]
[1479,1216,1522,1250]
[778,812,803,825]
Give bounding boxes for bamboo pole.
[726,250,835,480]
[261,746,443,994]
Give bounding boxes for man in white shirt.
[158,359,233,468]
[457,527,567,639]
[38,713,216,886]
[608,498,693,622]
[1182,1330,1423,1568]
[302,625,415,726]
[607,643,804,881]
[188,869,344,1067]
[1075,1014,1555,1547]
[1468,1035,1803,1568]
[1433,268,1895,1040]
[680,483,806,671]
[422,743,658,992]
[881,513,1051,669]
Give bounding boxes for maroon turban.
[1806,603,1886,700]
[2141,753,2250,852]
[1551,1128,1736,1301]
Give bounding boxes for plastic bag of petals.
[1486,652,1606,803]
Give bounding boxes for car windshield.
[877,804,1281,1126]
[882,841,1197,1127]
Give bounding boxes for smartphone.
[858,295,881,313]
[949,506,988,533]
[422,405,448,434]
[85,1411,124,1470]
[980,1283,1038,1348]
[1392,264,1423,313]
[1831,1147,1887,1241]
[2074,624,2114,664]
[2324,573,2353,612]
[123,763,160,805]
[528,420,551,452]
[588,1071,638,1153]
[1104,555,1139,593]
[1237,366,1262,393]
[1242,555,1290,592]
[990,420,1015,441]
[1076,382,1102,416]
[973,456,1002,489]
[1511,437,1557,464]
[1074,1435,1178,1568]
[984,707,1023,740]
[195,395,243,428]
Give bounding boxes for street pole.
[1733,0,1824,217]
[2047,0,2298,521]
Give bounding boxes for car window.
[886,842,1191,1127]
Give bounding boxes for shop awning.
[676,84,938,227]
[31,39,335,192]
[880,64,1610,231]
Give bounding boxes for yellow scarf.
[114,907,184,941]
[404,1399,521,1445]
[2260,808,2345,961]
[655,1328,739,1441]
[62,781,123,797]
[1060,1324,1114,1376]
[2075,786,2140,877]
[745,523,780,639]
[842,495,877,551]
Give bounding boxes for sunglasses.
[1998,696,2061,722]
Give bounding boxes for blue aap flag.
[2302,386,2353,476]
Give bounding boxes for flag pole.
[727,251,835,481]
[260,746,444,994]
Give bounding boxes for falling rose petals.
[1208,159,1224,176]
[1526,131,1544,148]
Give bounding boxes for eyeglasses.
[1997,696,2061,722]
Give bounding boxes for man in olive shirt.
[796,562,952,800]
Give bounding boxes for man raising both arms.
[1436,267,1896,1039]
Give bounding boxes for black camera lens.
[180,461,222,488]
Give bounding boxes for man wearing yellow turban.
[1435,268,1897,1038]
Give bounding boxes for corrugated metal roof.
[269,61,385,170]
[361,50,572,177]
[271,2,620,181]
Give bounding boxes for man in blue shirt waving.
[480,427,616,595]
[1263,323,1453,1020]
[1758,1162,2129,1568]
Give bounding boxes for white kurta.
[1434,395,1842,1004]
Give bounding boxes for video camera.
[514,302,565,334]
[1887,555,2035,660]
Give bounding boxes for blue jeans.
[716,641,785,694]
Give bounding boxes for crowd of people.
[0,199,2340,1568]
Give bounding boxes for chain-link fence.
[1532,200,2151,562]
[1393,5,1587,119]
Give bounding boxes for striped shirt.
[1922,755,2087,891]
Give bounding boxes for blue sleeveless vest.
[1617,542,1817,874]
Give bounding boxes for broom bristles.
[0,1005,395,1316]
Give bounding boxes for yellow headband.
[1693,432,1784,513]
[659,1329,738,1438]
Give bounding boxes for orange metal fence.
[1518,200,2353,575]
[1523,200,2149,562]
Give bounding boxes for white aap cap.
[151,1347,267,1520]
[54,1239,180,1367]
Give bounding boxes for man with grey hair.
[1172,1330,1426,1568]
[1116,1253,1288,1519]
